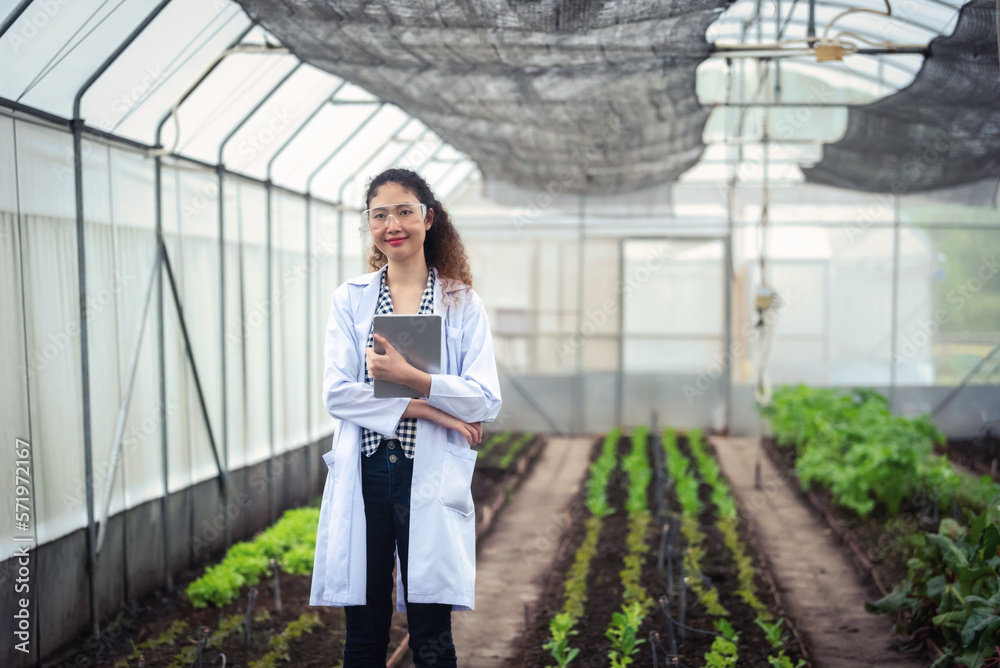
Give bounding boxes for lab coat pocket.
[439,442,477,516]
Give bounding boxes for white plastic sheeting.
[0,117,366,561]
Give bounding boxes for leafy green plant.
[186,562,250,608]
[703,619,740,668]
[563,516,602,621]
[756,617,787,648]
[867,512,1000,667]
[618,427,654,613]
[767,652,806,668]
[585,429,620,518]
[542,612,580,668]
[606,601,646,668]
[542,430,620,660]
[186,507,320,607]
[763,384,999,518]
[664,427,729,617]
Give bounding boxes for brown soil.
[507,434,805,668]
[50,570,361,668]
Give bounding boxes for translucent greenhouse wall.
[0,116,369,663]
[454,179,999,439]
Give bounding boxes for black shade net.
[234,0,730,195]
[802,0,1000,195]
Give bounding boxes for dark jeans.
[343,438,457,667]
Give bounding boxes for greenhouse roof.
[1,0,996,201]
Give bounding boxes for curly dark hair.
[364,168,473,303]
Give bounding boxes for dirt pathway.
[709,436,926,668]
[440,435,595,667]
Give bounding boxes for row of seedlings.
[605,426,656,667]
[112,507,331,667]
[658,427,735,666]
[685,430,805,668]
[543,428,621,667]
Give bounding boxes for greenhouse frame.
[1,0,998,666]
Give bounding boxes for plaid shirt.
[361,269,435,458]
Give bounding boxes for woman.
[310,168,502,667]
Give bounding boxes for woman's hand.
[366,334,432,396]
[404,399,482,446]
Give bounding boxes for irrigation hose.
[656,595,729,641]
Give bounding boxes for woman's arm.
[323,284,481,444]
[425,290,502,423]
[403,399,482,446]
[322,283,410,436]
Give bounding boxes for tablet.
[371,314,443,398]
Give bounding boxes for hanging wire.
[110,5,245,134]
[17,0,124,102]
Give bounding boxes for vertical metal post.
[214,62,301,540]
[304,192,312,488]
[574,195,585,434]
[890,194,901,413]
[616,238,626,428]
[70,0,173,635]
[216,164,230,547]
[70,112,99,640]
[155,158,172,592]
[263,83,346,468]
[266,183,276,524]
[723,231,733,435]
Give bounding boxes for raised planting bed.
[762,383,1000,668]
[508,427,806,668]
[54,433,546,668]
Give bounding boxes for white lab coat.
[309,264,502,611]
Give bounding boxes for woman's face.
[368,182,433,264]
